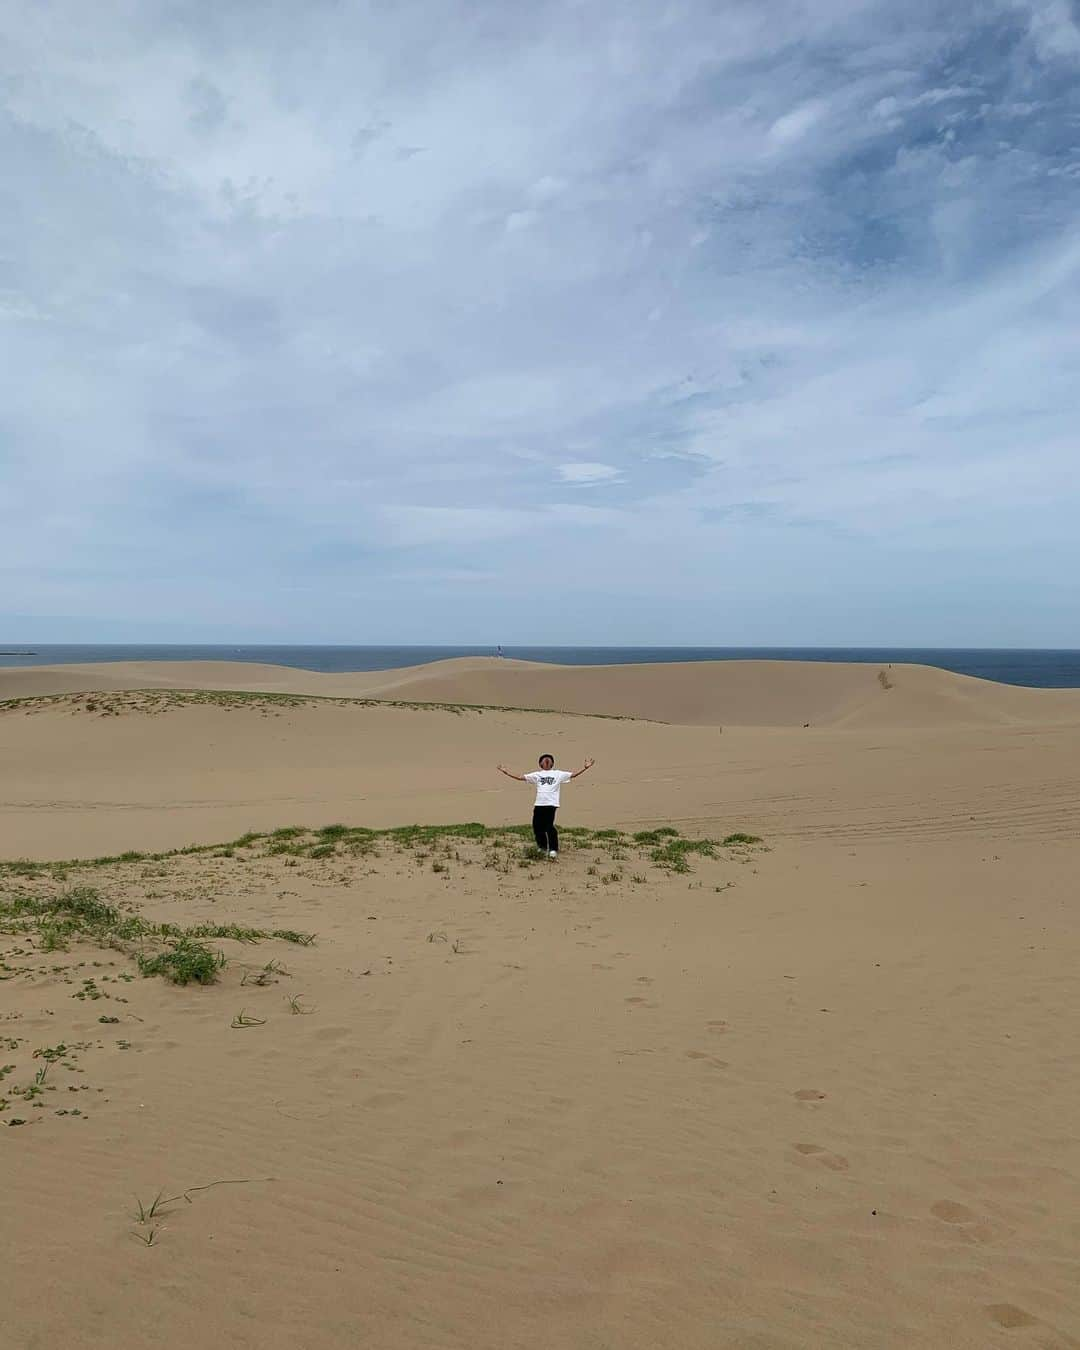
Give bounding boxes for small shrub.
[648,838,717,873]
[632,827,679,844]
[52,888,121,928]
[137,939,222,986]
[38,922,69,952]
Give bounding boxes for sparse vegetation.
[136,939,223,986]
[0,883,316,985]
[632,827,680,844]
[647,836,719,873]
[0,687,640,722]
[1,820,760,878]
[0,815,768,1145]
[133,1191,170,1224]
[0,816,764,1095]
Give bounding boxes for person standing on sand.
[496,754,594,860]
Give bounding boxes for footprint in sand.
[364,1091,407,1109]
[793,1142,849,1171]
[931,1199,997,1246]
[794,1089,826,1101]
[931,1200,976,1224]
[685,1050,728,1068]
[986,1304,1038,1329]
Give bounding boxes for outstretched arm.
[569,757,595,779]
[497,764,527,782]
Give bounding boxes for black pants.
[532,806,558,853]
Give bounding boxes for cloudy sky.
[2,0,1079,644]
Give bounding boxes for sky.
[2,0,1079,645]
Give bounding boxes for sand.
[2,658,1079,1349]
[4,653,1080,726]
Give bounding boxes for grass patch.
[0,887,145,949]
[632,827,680,844]
[2,820,744,874]
[647,837,719,873]
[0,687,642,722]
[136,939,223,986]
[0,882,316,988]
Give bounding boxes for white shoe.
[548,850,558,860]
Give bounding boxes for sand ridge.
[2,686,1080,860]
[4,654,1080,726]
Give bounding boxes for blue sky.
[2,0,1079,644]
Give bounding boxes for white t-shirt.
[524,768,573,807]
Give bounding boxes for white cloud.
[1017,0,1080,59]
[1,0,1079,642]
[768,100,827,146]
[557,462,621,484]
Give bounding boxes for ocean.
[1,644,1079,689]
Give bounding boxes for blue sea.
[1,644,1079,689]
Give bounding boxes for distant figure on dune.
[496,753,594,860]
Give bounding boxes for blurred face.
[539,756,554,770]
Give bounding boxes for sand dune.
[3,654,1080,727]
[3,659,1080,1348]
[3,689,1080,859]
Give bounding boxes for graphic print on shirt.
[525,769,573,807]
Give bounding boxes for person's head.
[538,754,555,770]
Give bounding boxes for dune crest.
[3,655,1079,727]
